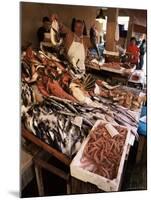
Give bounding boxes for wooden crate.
[104,55,120,63]
[70,120,134,192]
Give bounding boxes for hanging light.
[96,9,105,20]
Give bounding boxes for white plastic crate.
[70,120,134,192]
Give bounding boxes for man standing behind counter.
[51,14,99,77]
[37,16,51,43]
[127,37,140,69]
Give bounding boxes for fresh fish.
[22,87,139,157]
[113,113,137,128]
[50,20,63,46]
[21,82,35,107]
[111,104,137,123]
[21,61,32,79]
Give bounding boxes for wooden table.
[21,149,35,191]
[86,63,136,86]
[22,127,71,196]
[22,127,71,166]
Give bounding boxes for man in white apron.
[58,19,98,78]
[67,20,86,77]
[43,15,100,77]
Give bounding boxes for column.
[126,16,134,49]
[105,8,119,52]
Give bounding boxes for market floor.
[21,140,147,198]
[121,140,147,191]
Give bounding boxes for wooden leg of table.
[136,136,146,164]
[34,165,44,197]
[67,176,71,195]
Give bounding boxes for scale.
[128,70,145,90]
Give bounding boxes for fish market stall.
[86,56,136,86]
[20,3,147,196]
[21,43,145,194]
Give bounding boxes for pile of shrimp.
[80,123,127,180]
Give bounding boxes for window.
[118,16,130,30]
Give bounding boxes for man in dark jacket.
[37,16,51,43]
[139,39,146,70]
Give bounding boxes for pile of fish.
[98,84,144,111]
[80,122,127,179]
[121,62,135,69]
[21,82,36,107]
[102,62,135,70]
[21,89,138,158]
[102,62,122,70]
[21,44,141,158]
[22,98,89,157]
[85,55,135,74]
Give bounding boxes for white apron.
[68,37,86,76]
[40,33,52,51]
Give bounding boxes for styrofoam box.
[70,120,134,192]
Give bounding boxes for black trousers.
[139,55,144,70]
[135,62,140,70]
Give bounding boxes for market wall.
[21,2,147,49]
[21,2,98,48]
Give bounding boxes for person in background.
[89,24,101,57]
[127,37,140,69]
[83,20,87,36]
[37,17,51,44]
[90,23,100,45]
[139,39,146,70]
[136,38,142,47]
[71,18,87,35]
[116,40,126,55]
[71,18,76,32]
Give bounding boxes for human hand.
[50,14,58,21]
